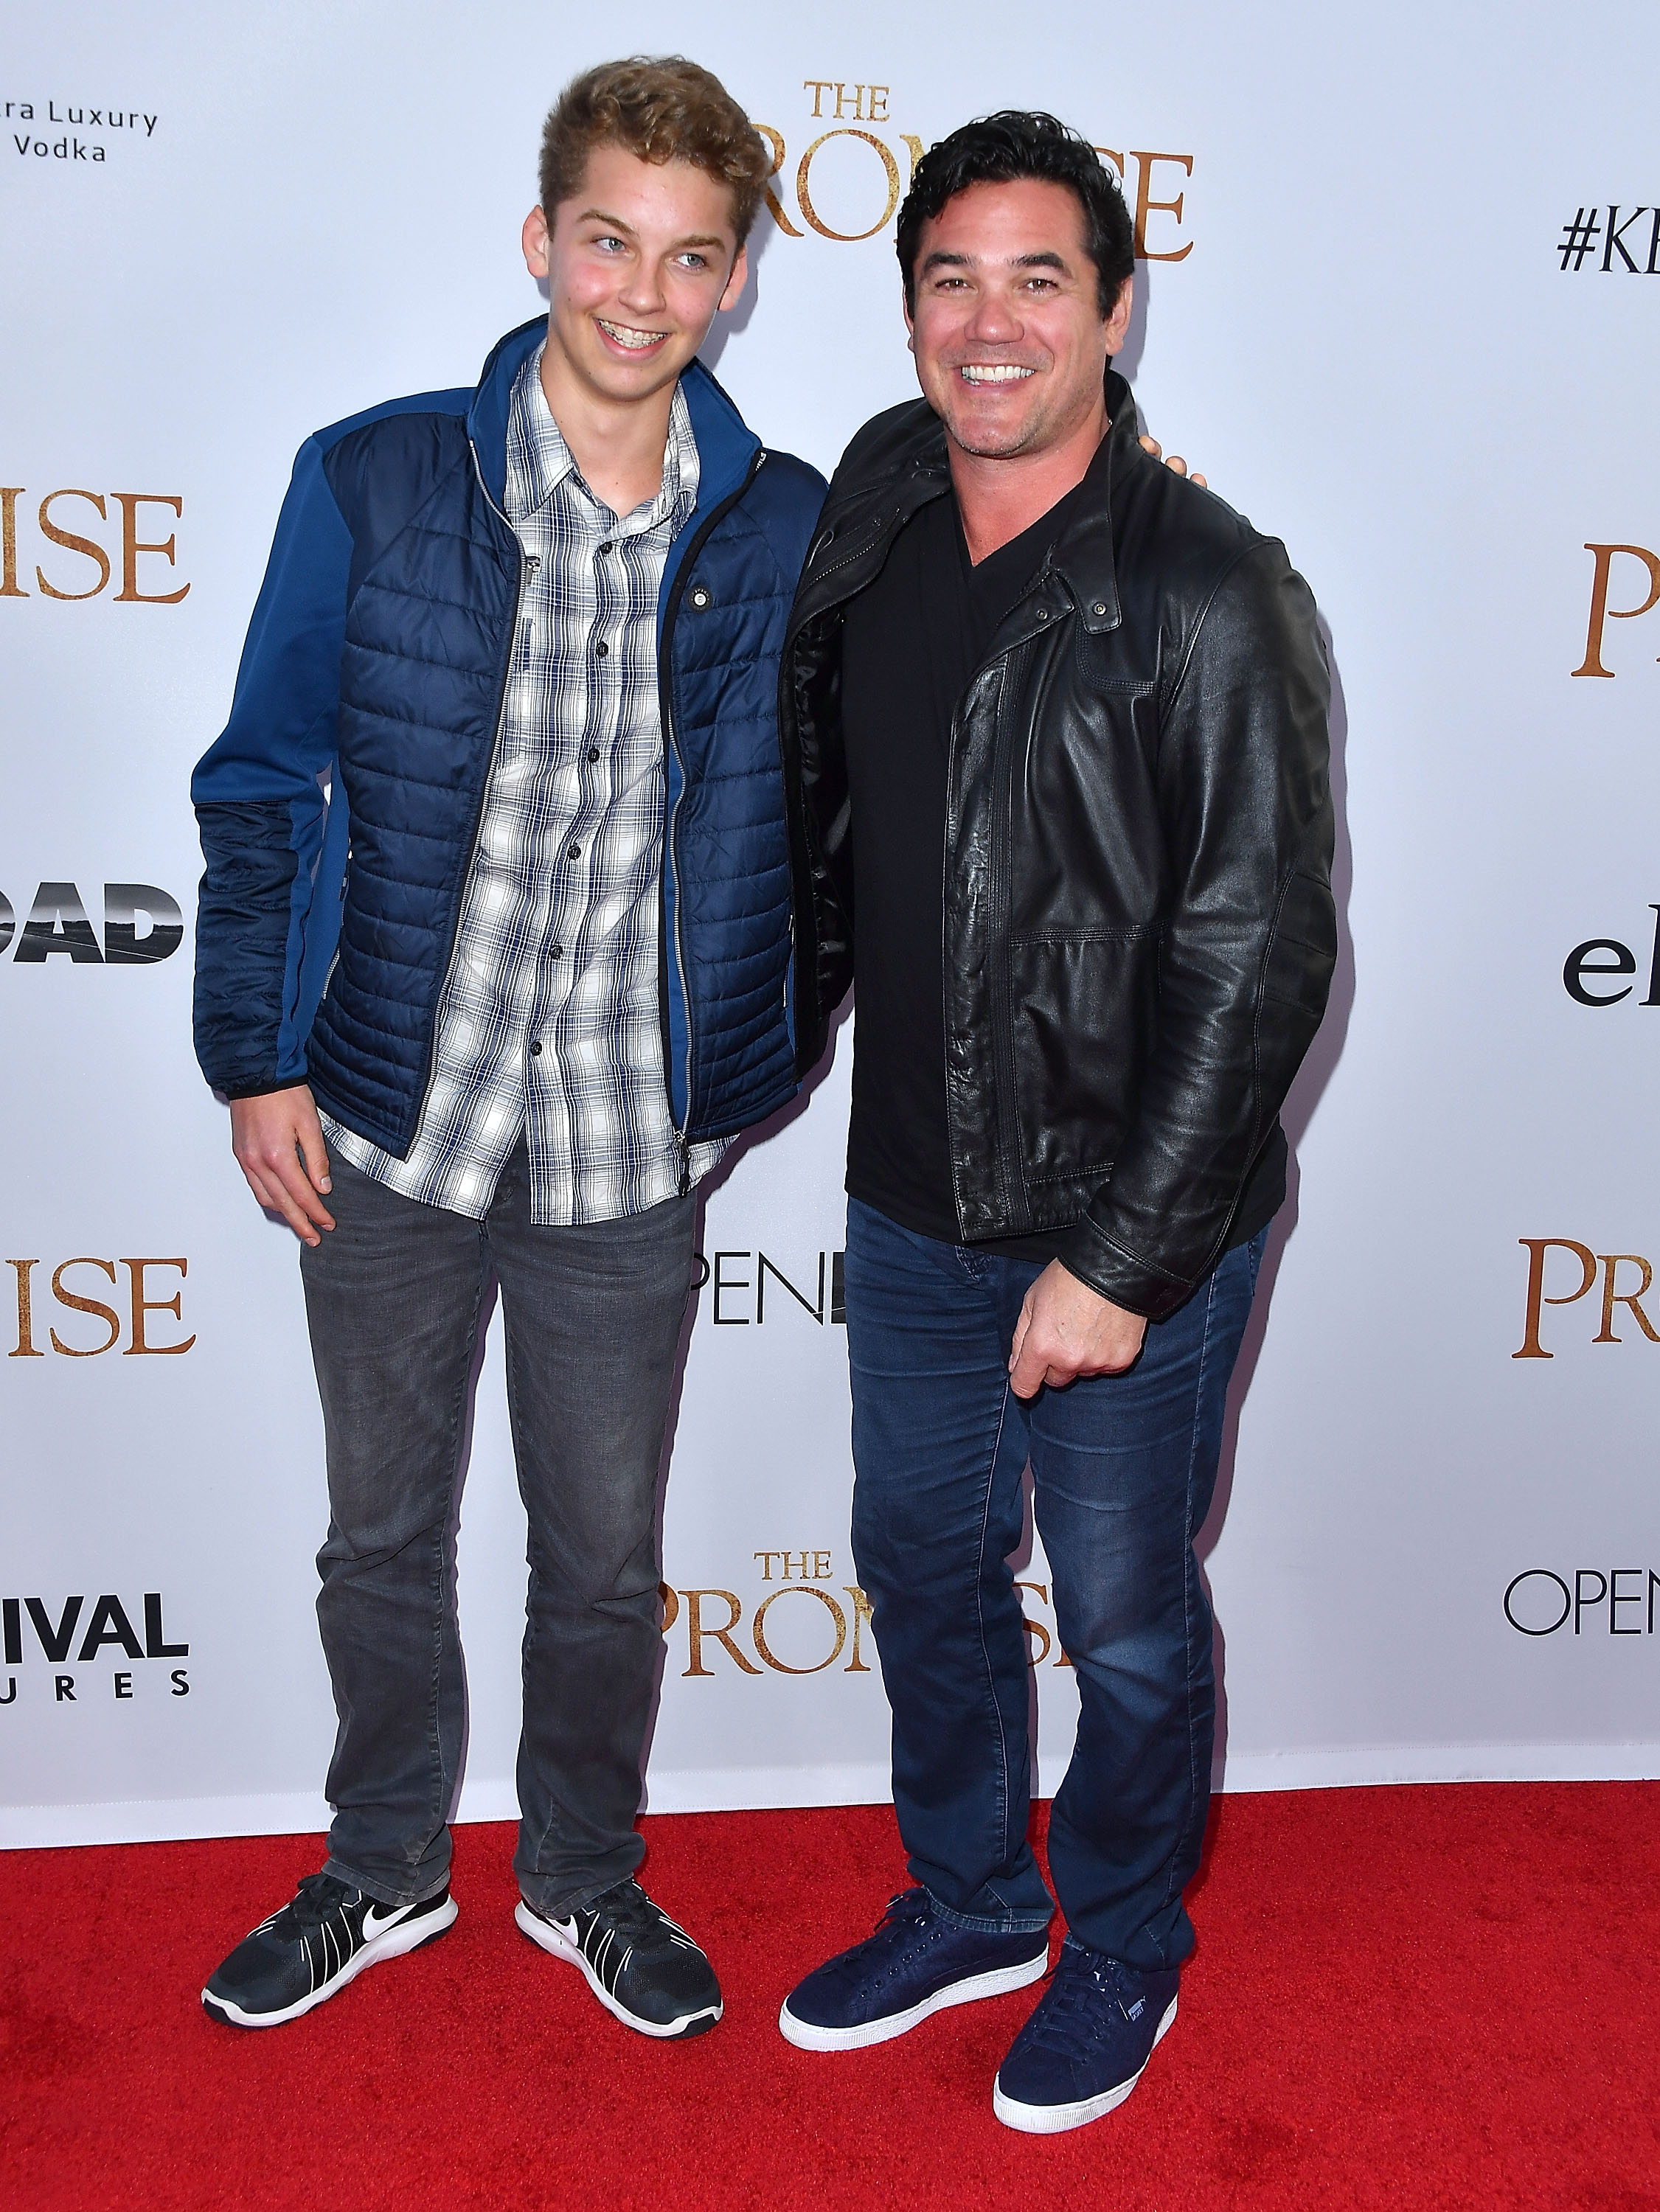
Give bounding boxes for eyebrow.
[575,206,728,251]
[918,248,1074,276]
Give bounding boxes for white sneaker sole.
[992,1992,1178,2132]
[514,1899,722,2039]
[200,1893,458,2030]
[779,1941,1051,2052]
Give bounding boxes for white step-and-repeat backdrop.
[4,1,1656,1847]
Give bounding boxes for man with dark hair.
[191,55,824,2039]
[777,113,1335,2131]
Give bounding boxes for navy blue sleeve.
[191,435,353,1098]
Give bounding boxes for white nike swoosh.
[361,1902,409,1939]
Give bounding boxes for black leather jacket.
[781,372,1337,1321]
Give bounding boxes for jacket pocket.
[1005,931,1156,1185]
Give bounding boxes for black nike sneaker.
[201,1871,457,2028]
[515,1877,721,2039]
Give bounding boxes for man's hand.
[1007,1259,1147,1399]
[1139,433,1207,489]
[229,1085,335,1246]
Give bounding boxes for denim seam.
[417,1258,484,1875]
[974,1379,1016,1886]
[1162,1256,1225,1937]
[501,1309,571,1885]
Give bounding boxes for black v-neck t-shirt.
[839,453,1284,1269]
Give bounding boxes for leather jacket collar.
[794,366,1141,645]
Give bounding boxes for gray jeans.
[298,1143,698,1916]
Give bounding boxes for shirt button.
[587,746,600,762]
[529,1040,542,1057]
[551,945,564,959]
[594,640,609,657]
[569,844,582,860]
[525,554,540,571]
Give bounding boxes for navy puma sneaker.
[780,1886,1050,2051]
[993,1938,1179,2132]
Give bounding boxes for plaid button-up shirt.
[323,346,727,1223]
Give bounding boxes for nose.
[618,256,667,317]
[963,285,1022,347]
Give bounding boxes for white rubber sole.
[778,1942,1051,2052]
[992,1992,1178,2133]
[514,1899,722,2040]
[200,1893,458,2030]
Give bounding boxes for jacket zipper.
[656,448,766,1178]
[783,494,932,644]
[406,442,527,1138]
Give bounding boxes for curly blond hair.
[539,57,771,243]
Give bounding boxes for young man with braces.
[191,56,824,2041]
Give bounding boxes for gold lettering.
[659,1582,679,1634]
[797,128,902,243]
[1094,147,1126,180]
[49,1258,121,1357]
[1513,1237,1597,1359]
[1130,151,1194,262]
[1014,1580,1052,1666]
[0,488,27,597]
[1594,1253,1660,1344]
[35,490,111,599]
[752,1585,847,1673]
[802,79,835,119]
[113,493,188,604]
[122,1257,195,1354]
[1574,543,1660,678]
[843,1584,874,1672]
[899,133,924,186]
[7,1259,44,1356]
[867,86,890,123]
[812,1550,832,1578]
[682,1589,761,1676]
[754,125,803,237]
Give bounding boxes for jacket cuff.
[220,1074,310,1102]
[1055,1217,1192,1324]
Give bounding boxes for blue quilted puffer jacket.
[192,318,827,1156]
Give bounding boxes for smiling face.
[906,177,1132,464]
[522,141,749,412]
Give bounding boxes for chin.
[939,409,1040,460]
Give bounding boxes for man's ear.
[1105,273,1134,355]
[717,240,750,314]
[522,206,552,282]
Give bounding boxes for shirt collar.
[505,342,700,530]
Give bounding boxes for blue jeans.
[845,1198,1267,1971]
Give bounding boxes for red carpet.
[2,1785,1656,2210]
